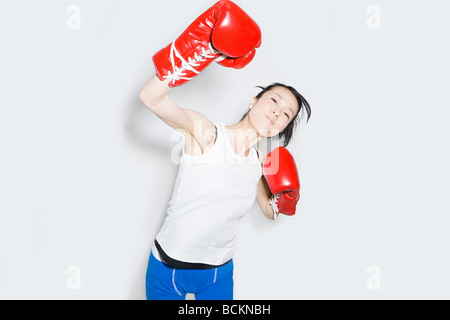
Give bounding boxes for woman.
[139,0,311,300]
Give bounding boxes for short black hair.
[240,83,311,147]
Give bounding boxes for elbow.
[139,90,151,106]
[139,75,171,109]
[139,90,165,110]
[139,92,156,110]
[138,90,145,103]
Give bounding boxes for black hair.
[240,83,311,147]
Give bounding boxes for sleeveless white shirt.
[155,121,262,266]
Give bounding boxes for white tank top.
[155,121,262,266]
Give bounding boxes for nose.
[272,110,279,119]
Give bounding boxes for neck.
[225,117,262,156]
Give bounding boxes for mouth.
[266,115,274,125]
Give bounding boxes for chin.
[256,127,281,138]
[249,117,280,137]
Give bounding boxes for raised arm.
[139,75,216,154]
[139,0,261,153]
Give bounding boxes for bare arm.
[139,75,217,153]
[256,148,276,220]
[257,176,277,220]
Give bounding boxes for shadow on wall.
[123,94,182,299]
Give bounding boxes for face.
[247,86,299,138]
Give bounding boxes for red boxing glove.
[216,46,260,69]
[153,0,261,87]
[262,147,300,218]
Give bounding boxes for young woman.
[139,0,311,300]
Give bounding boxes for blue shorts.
[145,252,234,300]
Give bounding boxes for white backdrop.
[1,0,449,300]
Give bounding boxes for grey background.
[0,0,449,299]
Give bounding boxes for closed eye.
[284,112,290,119]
